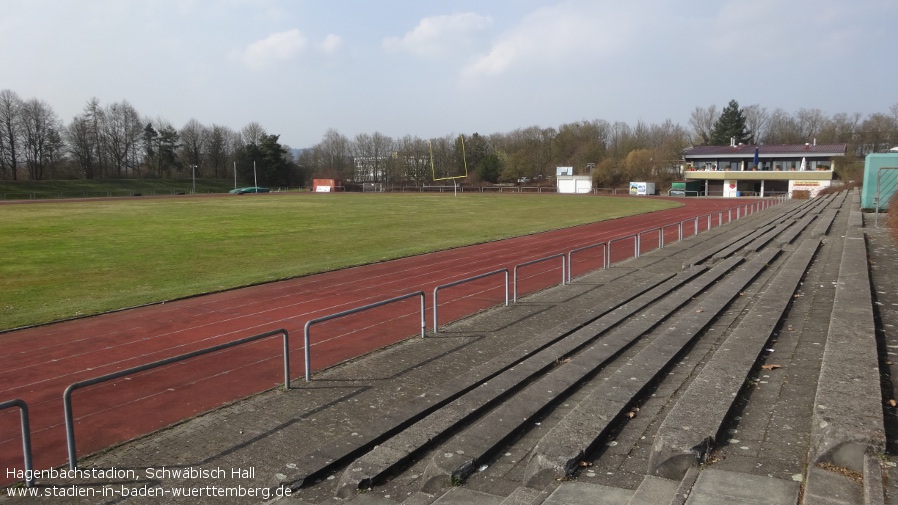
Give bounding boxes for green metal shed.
[861,153,898,210]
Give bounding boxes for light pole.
[190,164,197,194]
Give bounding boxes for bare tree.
[394,135,431,185]
[149,117,180,177]
[318,128,351,180]
[859,113,898,154]
[688,105,717,144]
[102,101,143,177]
[607,121,634,160]
[743,104,769,143]
[350,132,393,184]
[81,97,110,178]
[765,108,801,144]
[206,124,238,179]
[180,118,208,177]
[19,98,62,180]
[241,122,265,146]
[795,108,826,141]
[0,89,23,180]
[65,116,97,179]
[429,134,461,181]
[818,112,861,144]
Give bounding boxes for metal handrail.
[661,222,681,246]
[607,234,637,267]
[0,399,34,487]
[679,218,697,237]
[63,328,290,469]
[304,292,426,381]
[513,254,566,303]
[636,228,662,257]
[433,270,508,333]
[567,242,607,283]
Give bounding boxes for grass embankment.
[0,193,678,330]
[0,179,239,199]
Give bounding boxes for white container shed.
[557,175,592,194]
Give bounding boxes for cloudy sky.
[2,0,895,149]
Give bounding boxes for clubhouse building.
[682,142,846,198]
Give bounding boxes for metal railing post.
[304,292,425,381]
[433,270,508,333]
[0,399,34,487]
[513,254,566,303]
[64,329,290,469]
[567,243,607,283]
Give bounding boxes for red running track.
[0,196,769,483]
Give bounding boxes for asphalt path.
[0,196,762,484]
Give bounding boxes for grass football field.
[0,193,678,331]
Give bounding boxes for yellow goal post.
[431,134,469,182]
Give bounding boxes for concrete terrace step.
[278,199,820,497]
[685,468,800,504]
[417,258,746,493]
[279,198,821,503]
[648,238,821,479]
[804,196,886,505]
[522,249,779,488]
[528,468,799,505]
[332,265,717,497]
[273,268,688,491]
[683,197,816,268]
[627,475,679,505]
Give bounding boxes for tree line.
[1,88,896,188]
[0,90,301,187]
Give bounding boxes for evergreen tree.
[709,99,752,145]
[478,153,501,183]
[240,133,299,186]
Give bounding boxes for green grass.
[0,193,679,330]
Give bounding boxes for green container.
[670,181,702,196]
[861,153,898,210]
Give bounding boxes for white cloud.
[318,34,343,55]
[383,12,492,58]
[240,29,306,69]
[460,2,636,82]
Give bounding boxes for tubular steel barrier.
[63,328,290,470]
[304,292,426,381]
[567,242,607,283]
[636,228,662,257]
[0,399,34,487]
[433,270,509,333]
[682,217,699,237]
[513,254,566,303]
[661,222,681,245]
[607,234,638,267]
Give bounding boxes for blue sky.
[1,0,896,149]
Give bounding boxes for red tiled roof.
[684,144,847,157]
